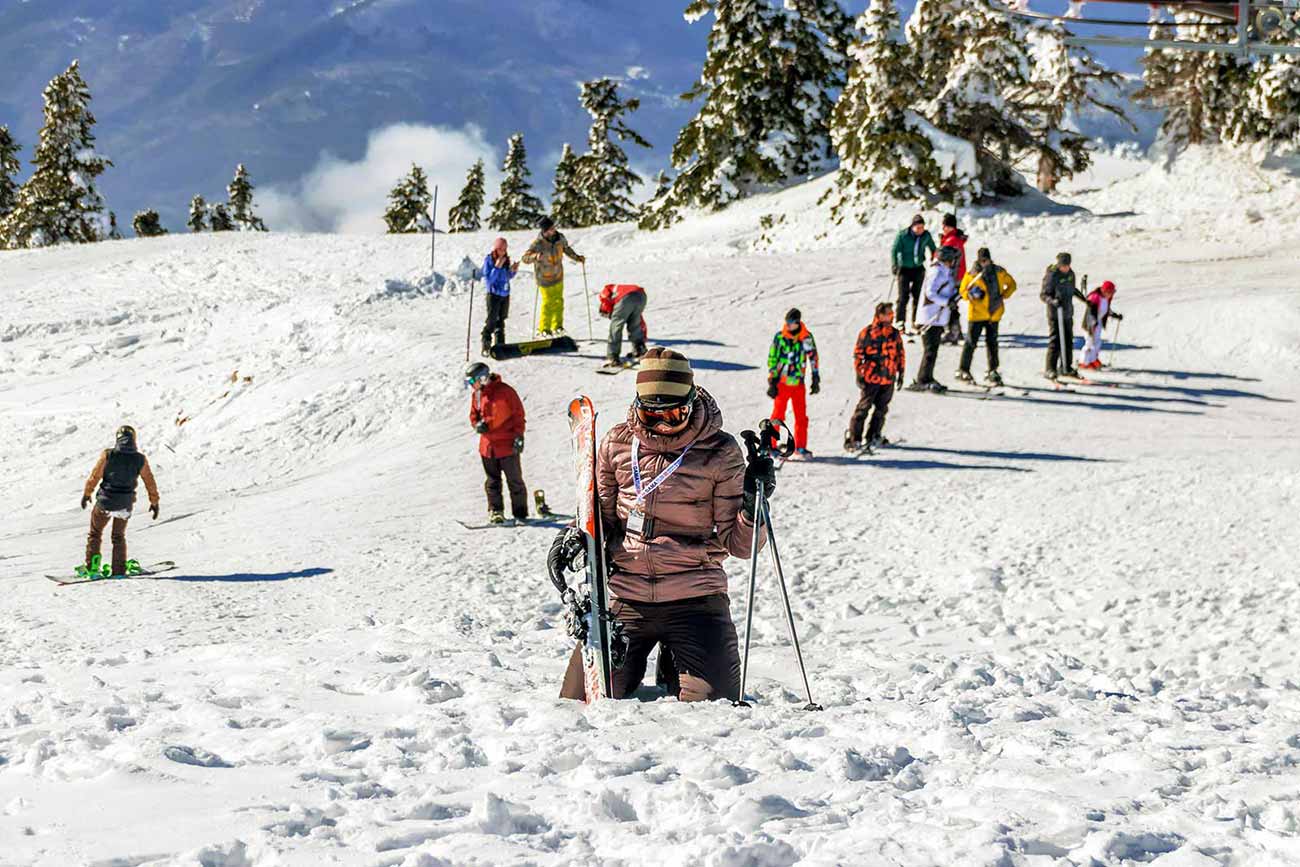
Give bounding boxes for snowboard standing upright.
[567,395,616,702]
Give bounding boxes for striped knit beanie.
[636,348,695,408]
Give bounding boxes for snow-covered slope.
[2,147,1299,866]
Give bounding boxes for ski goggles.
[635,398,693,430]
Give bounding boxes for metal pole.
[1108,317,1121,369]
[761,502,821,711]
[532,278,540,339]
[1056,305,1069,375]
[1237,0,1251,57]
[735,486,765,707]
[464,279,475,363]
[582,261,594,343]
[430,185,438,274]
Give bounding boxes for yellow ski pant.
[538,281,565,333]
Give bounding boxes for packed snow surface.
[2,147,1299,865]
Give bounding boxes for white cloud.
[626,66,650,80]
[261,123,501,234]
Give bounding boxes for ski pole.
[464,278,475,362]
[1108,317,1121,368]
[532,276,540,339]
[1056,304,1069,375]
[582,261,593,343]
[761,498,820,712]
[736,483,763,708]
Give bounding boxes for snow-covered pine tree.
[384,164,433,234]
[637,170,674,229]
[1137,16,1253,149]
[642,0,853,229]
[0,125,20,223]
[487,133,544,231]
[227,164,268,231]
[209,203,235,232]
[0,61,113,248]
[188,195,208,232]
[447,160,485,233]
[1027,25,1132,192]
[827,0,959,219]
[571,77,652,225]
[550,144,586,228]
[132,209,167,237]
[921,0,1044,198]
[1248,52,1300,146]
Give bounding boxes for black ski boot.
[984,370,1003,387]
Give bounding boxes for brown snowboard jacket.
[596,388,763,603]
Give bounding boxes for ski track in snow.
[2,148,1300,866]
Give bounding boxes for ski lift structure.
[1001,0,1300,54]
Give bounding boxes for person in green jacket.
[891,214,937,333]
[766,308,820,458]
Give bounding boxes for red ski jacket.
[598,283,645,316]
[469,376,526,458]
[940,227,968,283]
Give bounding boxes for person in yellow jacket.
[521,216,585,336]
[956,247,1017,387]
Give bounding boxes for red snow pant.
[770,382,809,450]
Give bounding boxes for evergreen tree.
[1249,53,1300,146]
[0,61,112,248]
[383,164,433,234]
[550,143,585,227]
[922,0,1043,197]
[188,195,208,232]
[487,133,544,231]
[1137,17,1253,149]
[1027,26,1132,192]
[132,209,167,237]
[0,125,20,223]
[447,160,485,233]
[227,163,267,231]
[642,0,853,229]
[209,203,235,232]
[571,77,652,225]
[828,0,958,219]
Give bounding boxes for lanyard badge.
[628,437,693,539]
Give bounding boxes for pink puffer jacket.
[596,388,763,603]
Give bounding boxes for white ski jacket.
[919,264,959,327]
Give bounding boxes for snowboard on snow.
[595,360,639,375]
[47,559,177,586]
[488,336,579,361]
[568,395,618,703]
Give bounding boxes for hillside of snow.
[2,147,1299,866]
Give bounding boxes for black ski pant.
[1045,305,1074,373]
[895,267,925,326]
[481,293,509,353]
[916,325,943,383]
[959,320,1000,374]
[559,593,741,702]
[607,292,647,361]
[849,382,895,444]
[481,453,527,519]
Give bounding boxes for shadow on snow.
[166,567,333,583]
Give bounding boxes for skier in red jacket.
[598,283,649,367]
[467,362,529,524]
[939,213,968,345]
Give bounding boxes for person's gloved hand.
[576,255,587,263]
[891,265,899,276]
[895,372,905,389]
[742,453,777,520]
[149,503,160,520]
[970,287,985,300]
[474,420,489,434]
[766,377,779,399]
[546,527,587,592]
[810,373,820,396]
[81,495,91,510]
[513,435,525,454]
[855,375,865,390]
[1112,312,1124,321]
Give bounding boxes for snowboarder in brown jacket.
[81,425,160,577]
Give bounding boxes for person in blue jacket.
[482,237,518,356]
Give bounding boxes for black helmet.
[465,362,490,386]
[937,245,960,265]
[115,425,137,450]
[538,215,555,231]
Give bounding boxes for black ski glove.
[742,454,777,520]
[895,372,905,389]
[513,435,525,454]
[1112,312,1123,321]
[766,377,779,399]
[891,265,899,276]
[970,287,985,300]
[474,420,489,434]
[81,495,90,510]
[546,527,586,594]
[149,503,160,520]
[810,373,820,396]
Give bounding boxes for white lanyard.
[631,437,693,506]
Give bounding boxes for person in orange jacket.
[81,425,160,577]
[466,362,529,524]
